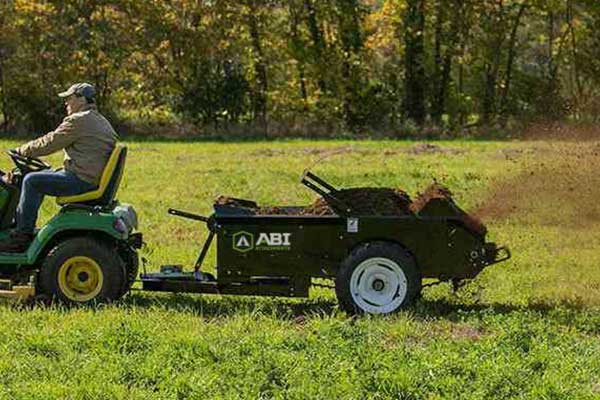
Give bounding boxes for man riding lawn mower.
[0,83,141,303]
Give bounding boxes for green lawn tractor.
[0,147,142,303]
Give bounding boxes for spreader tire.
[38,237,126,305]
[336,241,421,315]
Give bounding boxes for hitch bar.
[168,208,209,223]
[167,208,214,273]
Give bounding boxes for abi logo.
[233,231,254,252]
[232,231,292,252]
[256,233,291,247]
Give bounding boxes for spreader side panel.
[215,215,487,282]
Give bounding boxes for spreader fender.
[344,238,419,267]
[335,216,482,280]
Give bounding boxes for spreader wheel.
[336,241,421,315]
[38,237,126,305]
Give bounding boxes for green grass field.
[0,139,597,399]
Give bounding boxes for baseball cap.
[58,83,96,99]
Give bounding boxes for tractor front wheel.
[38,237,126,305]
[336,241,421,315]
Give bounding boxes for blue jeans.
[16,170,96,233]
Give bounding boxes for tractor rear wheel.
[38,237,126,305]
[336,241,421,315]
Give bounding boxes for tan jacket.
[18,105,117,185]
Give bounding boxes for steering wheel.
[7,150,51,174]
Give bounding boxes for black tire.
[38,237,126,305]
[335,241,421,315]
[118,247,139,297]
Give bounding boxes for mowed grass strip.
[0,139,596,399]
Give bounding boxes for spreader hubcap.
[350,257,408,314]
[372,279,385,291]
[58,256,104,302]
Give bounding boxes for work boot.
[0,230,34,253]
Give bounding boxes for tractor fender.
[26,211,126,265]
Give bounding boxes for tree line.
[0,0,599,137]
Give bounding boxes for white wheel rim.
[350,257,408,314]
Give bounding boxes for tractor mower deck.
[141,171,511,315]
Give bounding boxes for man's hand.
[1,171,14,185]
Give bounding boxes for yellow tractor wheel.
[57,256,104,302]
